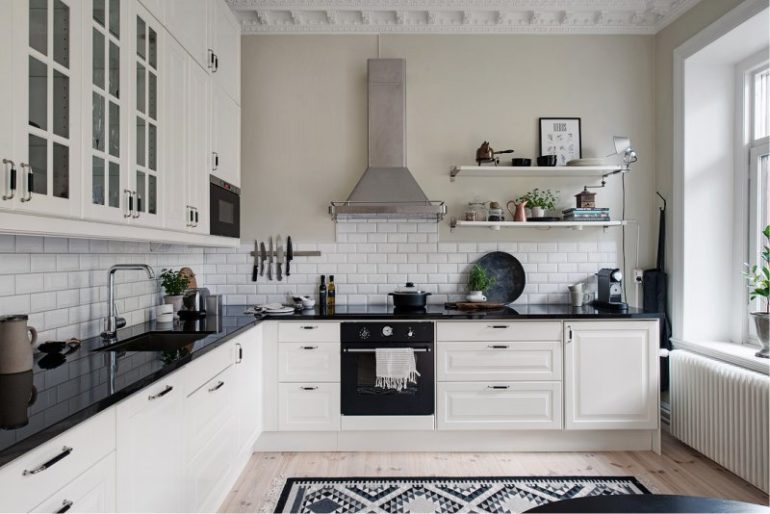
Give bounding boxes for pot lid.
[0,314,29,323]
[392,282,430,294]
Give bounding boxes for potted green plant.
[159,268,190,316]
[516,188,559,218]
[744,225,770,358]
[467,264,496,302]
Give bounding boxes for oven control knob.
[407,327,414,338]
[382,325,393,337]
[359,327,370,340]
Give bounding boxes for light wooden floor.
[220,432,769,513]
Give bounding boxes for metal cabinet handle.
[236,342,243,363]
[487,385,510,390]
[566,325,573,343]
[193,208,199,226]
[132,191,140,218]
[124,189,133,218]
[54,500,73,513]
[300,345,318,350]
[148,385,173,400]
[487,344,509,349]
[300,386,318,391]
[208,49,215,71]
[487,325,509,329]
[2,158,15,200]
[212,152,219,171]
[301,325,318,330]
[213,54,219,72]
[20,163,32,202]
[208,380,225,392]
[22,446,73,476]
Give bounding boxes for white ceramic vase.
[531,206,545,218]
[751,313,770,358]
[466,291,487,303]
[164,295,184,317]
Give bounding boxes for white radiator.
[670,350,769,492]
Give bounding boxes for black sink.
[94,331,214,353]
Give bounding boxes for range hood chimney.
[330,59,446,221]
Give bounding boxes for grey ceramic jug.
[0,315,38,374]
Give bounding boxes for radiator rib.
[670,350,769,492]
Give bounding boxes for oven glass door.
[341,342,434,416]
[210,182,240,238]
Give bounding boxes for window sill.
[672,339,769,375]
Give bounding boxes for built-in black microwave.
[209,175,240,238]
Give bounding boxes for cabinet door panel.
[236,327,263,454]
[564,321,659,430]
[437,341,561,382]
[30,453,116,514]
[187,55,210,233]
[0,1,15,211]
[163,33,188,231]
[211,85,240,187]
[164,0,208,70]
[208,0,240,104]
[279,342,340,383]
[279,383,340,431]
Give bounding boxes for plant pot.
[164,295,184,317]
[466,291,487,303]
[751,312,770,358]
[531,207,545,218]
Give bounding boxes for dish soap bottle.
[319,275,327,314]
[327,275,336,314]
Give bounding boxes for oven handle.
[343,347,431,353]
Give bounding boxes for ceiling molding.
[227,0,702,35]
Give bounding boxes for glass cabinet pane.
[148,124,156,171]
[136,17,146,58]
[148,175,156,214]
[148,28,157,69]
[29,57,47,130]
[53,0,69,68]
[52,142,69,198]
[53,69,69,138]
[30,0,48,56]
[93,0,105,26]
[92,156,104,205]
[109,42,120,98]
[109,0,120,38]
[108,101,119,157]
[136,63,145,113]
[93,29,105,88]
[29,135,47,195]
[136,170,145,212]
[136,118,145,166]
[108,162,119,207]
[93,92,105,150]
[148,72,156,120]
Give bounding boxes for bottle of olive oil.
[319,275,327,314]
[327,275,336,314]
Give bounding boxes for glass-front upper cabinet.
[129,1,162,227]
[9,0,83,217]
[83,0,126,223]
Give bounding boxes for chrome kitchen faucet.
[101,264,156,339]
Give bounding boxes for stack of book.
[562,208,610,222]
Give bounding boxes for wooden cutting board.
[445,302,507,311]
[179,267,198,289]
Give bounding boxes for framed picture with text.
[539,117,582,165]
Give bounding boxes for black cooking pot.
[388,282,431,310]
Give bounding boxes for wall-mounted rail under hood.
[330,59,446,222]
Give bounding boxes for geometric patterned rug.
[274,476,651,513]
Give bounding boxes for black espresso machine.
[593,268,628,310]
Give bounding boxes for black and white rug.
[273,476,650,513]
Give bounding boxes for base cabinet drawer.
[278,383,340,431]
[437,341,562,381]
[279,342,340,382]
[278,322,340,343]
[437,321,562,342]
[30,453,116,514]
[437,382,562,430]
[0,408,116,513]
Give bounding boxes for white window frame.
[735,51,769,346]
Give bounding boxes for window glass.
[755,69,769,140]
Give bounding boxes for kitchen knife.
[259,241,266,277]
[251,240,259,282]
[276,236,284,281]
[267,236,273,280]
[286,236,293,277]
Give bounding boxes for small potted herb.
[159,268,190,315]
[744,225,770,358]
[517,188,559,218]
[467,264,496,302]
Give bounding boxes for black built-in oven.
[341,322,434,416]
[209,175,240,238]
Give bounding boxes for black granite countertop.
[259,303,662,321]
[0,307,258,468]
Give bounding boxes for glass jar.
[466,201,488,222]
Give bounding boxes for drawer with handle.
[437,381,562,430]
[30,452,116,513]
[278,322,340,343]
[279,342,340,383]
[437,341,562,381]
[437,321,562,342]
[0,408,116,513]
[278,383,340,432]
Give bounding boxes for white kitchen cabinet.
[437,321,562,342]
[4,0,83,217]
[0,1,15,211]
[116,373,185,513]
[137,0,163,24]
[564,321,659,430]
[235,326,264,456]
[279,383,341,432]
[278,322,340,343]
[30,453,116,514]
[437,381,562,430]
[437,341,562,382]
[163,0,208,71]
[207,0,240,105]
[211,84,240,187]
[279,342,340,383]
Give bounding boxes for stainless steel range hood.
[330,59,446,221]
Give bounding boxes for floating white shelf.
[450,219,627,231]
[449,165,621,180]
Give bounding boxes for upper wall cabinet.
[208,0,240,105]
[2,0,83,218]
[164,0,208,71]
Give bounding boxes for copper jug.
[507,200,528,222]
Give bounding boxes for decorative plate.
[475,251,526,304]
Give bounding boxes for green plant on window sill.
[744,225,770,358]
